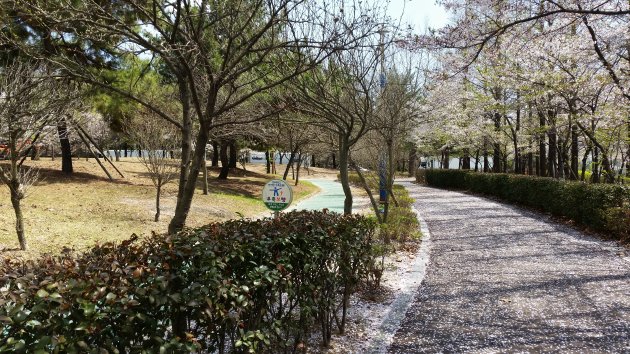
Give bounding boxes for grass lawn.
[0,158,318,259]
[581,170,630,184]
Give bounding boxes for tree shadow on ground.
[18,166,134,186]
[199,167,270,199]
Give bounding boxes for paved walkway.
[389,184,630,353]
[288,179,369,214]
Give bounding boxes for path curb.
[365,185,433,353]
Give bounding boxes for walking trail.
[389,183,630,353]
[288,179,369,214]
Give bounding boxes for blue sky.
[387,0,450,33]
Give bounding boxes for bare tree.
[9,0,381,234]
[0,61,74,250]
[271,113,316,183]
[292,29,384,215]
[351,65,420,222]
[126,111,179,222]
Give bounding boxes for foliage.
[0,210,377,352]
[341,171,377,190]
[379,185,421,243]
[424,170,630,241]
[340,172,421,243]
[604,207,630,243]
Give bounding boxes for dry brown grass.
[0,158,320,259]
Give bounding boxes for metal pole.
[378,27,388,213]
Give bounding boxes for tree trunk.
[30,145,41,160]
[218,141,230,180]
[168,80,195,235]
[512,143,520,174]
[338,135,352,214]
[493,111,502,173]
[408,148,417,176]
[155,183,161,222]
[11,188,26,251]
[295,153,302,186]
[474,149,480,172]
[228,141,237,168]
[483,137,489,172]
[483,150,489,173]
[548,124,557,178]
[7,131,26,251]
[265,150,271,174]
[627,118,630,177]
[570,125,579,180]
[592,147,600,183]
[57,117,73,174]
[202,156,209,195]
[514,98,521,174]
[168,124,207,235]
[601,155,615,183]
[331,152,337,169]
[211,141,219,167]
[384,139,395,223]
[581,146,592,181]
[538,111,547,177]
[283,148,298,180]
[493,143,501,173]
[442,147,450,169]
[351,160,382,223]
[557,137,565,179]
[462,148,471,169]
[574,120,616,183]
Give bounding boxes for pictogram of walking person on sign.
[262,179,293,212]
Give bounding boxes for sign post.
[262,179,293,218]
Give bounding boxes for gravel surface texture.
[389,184,630,353]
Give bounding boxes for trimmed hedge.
[421,169,630,241]
[0,211,377,353]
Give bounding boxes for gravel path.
[389,184,630,353]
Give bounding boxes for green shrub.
[604,207,630,243]
[424,170,630,240]
[335,173,421,243]
[382,185,421,243]
[425,169,469,189]
[0,211,377,353]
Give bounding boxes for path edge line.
[365,196,433,353]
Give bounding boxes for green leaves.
[0,211,377,353]
[426,169,630,239]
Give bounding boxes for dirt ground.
[0,158,321,259]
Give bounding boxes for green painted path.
[288,179,346,213]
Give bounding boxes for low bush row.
[0,211,377,353]
[380,185,421,243]
[339,172,421,242]
[418,169,630,242]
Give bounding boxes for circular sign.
[262,179,293,211]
